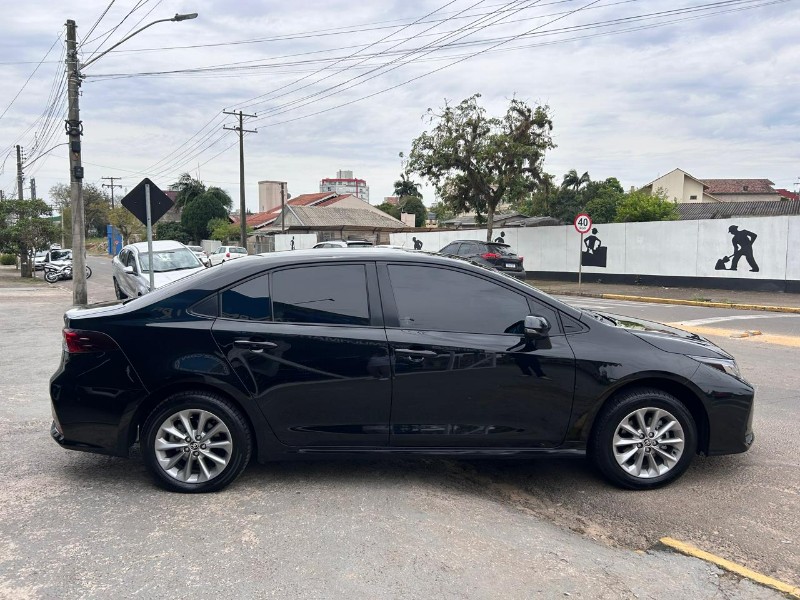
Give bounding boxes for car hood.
[597,312,734,359]
[151,267,206,287]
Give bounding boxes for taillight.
[63,329,119,353]
[482,252,500,259]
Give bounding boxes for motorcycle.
[44,261,92,283]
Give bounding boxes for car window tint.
[441,243,459,255]
[457,243,476,256]
[272,265,370,326]
[388,265,530,334]
[221,274,270,321]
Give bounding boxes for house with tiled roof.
[700,178,781,202]
[639,168,719,203]
[775,188,798,202]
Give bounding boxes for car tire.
[85,265,92,279]
[589,387,697,490]
[141,392,253,493]
[113,277,127,300]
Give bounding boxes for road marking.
[673,314,799,326]
[667,324,800,347]
[659,537,800,598]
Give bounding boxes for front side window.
[272,265,370,326]
[388,265,530,335]
[221,275,270,321]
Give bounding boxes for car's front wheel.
[141,392,252,493]
[590,388,697,490]
[113,277,127,300]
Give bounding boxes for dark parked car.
[440,240,524,276]
[50,249,754,493]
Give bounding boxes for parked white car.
[312,240,373,249]
[208,245,248,266]
[187,245,211,267]
[112,240,205,299]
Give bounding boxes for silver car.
[111,240,205,299]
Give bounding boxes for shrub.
[0,254,17,265]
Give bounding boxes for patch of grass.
[691,296,713,303]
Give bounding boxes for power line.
[82,0,118,44]
[0,33,62,124]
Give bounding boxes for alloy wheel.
[612,407,685,478]
[153,409,233,484]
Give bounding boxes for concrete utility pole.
[66,19,87,306]
[16,145,32,277]
[223,110,257,248]
[101,176,123,209]
[30,178,36,200]
[65,13,197,307]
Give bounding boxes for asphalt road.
[1,263,797,598]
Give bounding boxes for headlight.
[690,355,741,379]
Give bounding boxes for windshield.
[139,248,201,273]
[486,243,515,256]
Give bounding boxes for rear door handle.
[396,349,438,358]
[234,340,278,352]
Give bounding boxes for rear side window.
[221,274,270,321]
[272,265,370,326]
[387,265,530,335]
[441,243,460,255]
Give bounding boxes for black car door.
[211,262,392,447]
[379,262,576,448]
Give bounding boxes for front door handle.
[234,340,278,353]
[396,349,438,361]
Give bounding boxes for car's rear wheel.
[113,277,127,299]
[141,392,252,493]
[590,388,697,490]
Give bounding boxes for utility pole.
[223,110,257,248]
[16,145,32,277]
[30,178,36,200]
[16,146,23,201]
[66,19,87,306]
[102,176,123,209]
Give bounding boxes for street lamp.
[65,13,198,306]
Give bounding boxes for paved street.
[0,264,797,598]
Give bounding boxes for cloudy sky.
[1,0,798,214]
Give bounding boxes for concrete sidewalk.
[529,278,800,313]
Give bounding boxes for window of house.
[387,265,531,335]
[689,195,697,200]
[743,185,749,191]
[272,265,370,326]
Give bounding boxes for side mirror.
[524,315,550,339]
[123,266,134,274]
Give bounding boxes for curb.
[543,290,800,314]
[659,537,800,598]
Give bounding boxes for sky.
[1,0,798,215]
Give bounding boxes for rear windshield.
[486,243,514,256]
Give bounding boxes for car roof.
[127,240,188,252]
[116,248,581,319]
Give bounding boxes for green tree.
[0,198,60,278]
[208,218,243,244]
[399,196,427,227]
[561,169,590,192]
[155,220,191,244]
[376,201,401,220]
[408,94,554,241]
[582,178,624,224]
[50,183,110,237]
[428,200,454,224]
[393,173,422,198]
[181,193,229,243]
[203,186,234,210]
[170,173,207,208]
[615,188,679,223]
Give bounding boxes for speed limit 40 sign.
[574,213,592,234]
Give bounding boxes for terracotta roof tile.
[677,200,800,220]
[700,179,777,195]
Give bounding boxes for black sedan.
[50,249,754,493]
[440,240,525,276]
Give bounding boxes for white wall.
[273,233,317,251]
[390,216,800,283]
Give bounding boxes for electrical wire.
[0,33,62,125]
[82,0,148,65]
[81,0,118,46]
